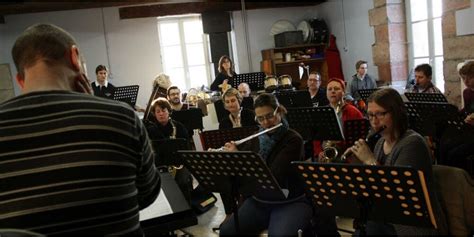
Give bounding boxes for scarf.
[258,118,289,161]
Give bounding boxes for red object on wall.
[325,34,345,81]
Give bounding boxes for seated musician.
[316,78,363,161]
[220,93,338,236]
[167,86,188,112]
[346,88,448,235]
[219,88,257,129]
[307,71,329,107]
[346,60,377,101]
[238,82,254,111]
[439,61,474,171]
[408,64,442,93]
[144,98,192,202]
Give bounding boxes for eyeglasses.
[367,111,389,120]
[255,107,278,123]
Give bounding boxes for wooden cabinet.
[261,44,326,90]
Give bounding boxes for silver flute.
[209,123,283,151]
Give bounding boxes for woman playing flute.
[220,93,337,236]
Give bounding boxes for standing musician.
[91,64,115,99]
[316,78,363,161]
[220,93,338,236]
[345,88,448,235]
[210,55,235,92]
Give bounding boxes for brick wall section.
[369,0,408,83]
[442,0,474,108]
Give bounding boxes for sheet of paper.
[139,188,173,221]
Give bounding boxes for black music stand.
[404,92,448,103]
[275,90,312,108]
[343,119,371,146]
[171,108,203,133]
[113,85,139,107]
[151,138,191,168]
[231,72,266,91]
[200,126,259,150]
[178,151,287,234]
[405,102,462,136]
[292,162,438,235]
[286,106,344,141]
[357,89,379,102]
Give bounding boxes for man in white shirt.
[91,65,115,98]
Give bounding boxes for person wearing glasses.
[219,88,257,130]
[307,71,329,107]
[346,88,448,235]
[210,55,235,92]
[220,93,337,236]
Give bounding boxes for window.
[406,0,444,92]
[157,15,211,90]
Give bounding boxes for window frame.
[406,0,444,92]
[157,15,211,90]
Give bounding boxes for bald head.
[238,83,251,97]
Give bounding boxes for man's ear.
[69,45,81,73]
[16,73,25,89]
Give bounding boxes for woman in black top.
[219,93,316,236]
[219,88,257,129]
[145,98,188,140]
[210,55,235,92]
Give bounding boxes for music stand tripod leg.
[231,176,240,234]
[353,197,373,236]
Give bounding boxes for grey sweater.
[373,129,448,235]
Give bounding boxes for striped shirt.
[0,91,160,235]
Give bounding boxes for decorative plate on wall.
[297,20,312,43]
[270,20,296,36]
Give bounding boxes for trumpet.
[208,123,283,151]
[322,140,339,162]
[341,126,386,161]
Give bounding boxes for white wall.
[316,0,377,81]
[232,6,319,73]
[232,0,377,81]
[0,7,162,108]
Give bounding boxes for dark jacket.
[310,87,329,107]
[219,108,257,129]
[145,119,188,140]
[91,81,115,99]
[243,128,306,201]
[210,72,233,91]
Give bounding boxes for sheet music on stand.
[357,89,379,102]
[178,151,287,233]
[286,107,344,141]
[151,138,191,167]
[231,72,265,91]
[275,90,312,108]
[112,85,139,107]
[200,126,259,150]
[171,108,203,132]
[405,102,462,136]
[344,119,370,146]
[404,92,448,103]
[292,162,438,235]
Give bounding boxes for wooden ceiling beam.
[119,1,323,20]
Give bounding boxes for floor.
[179,193,355,236]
